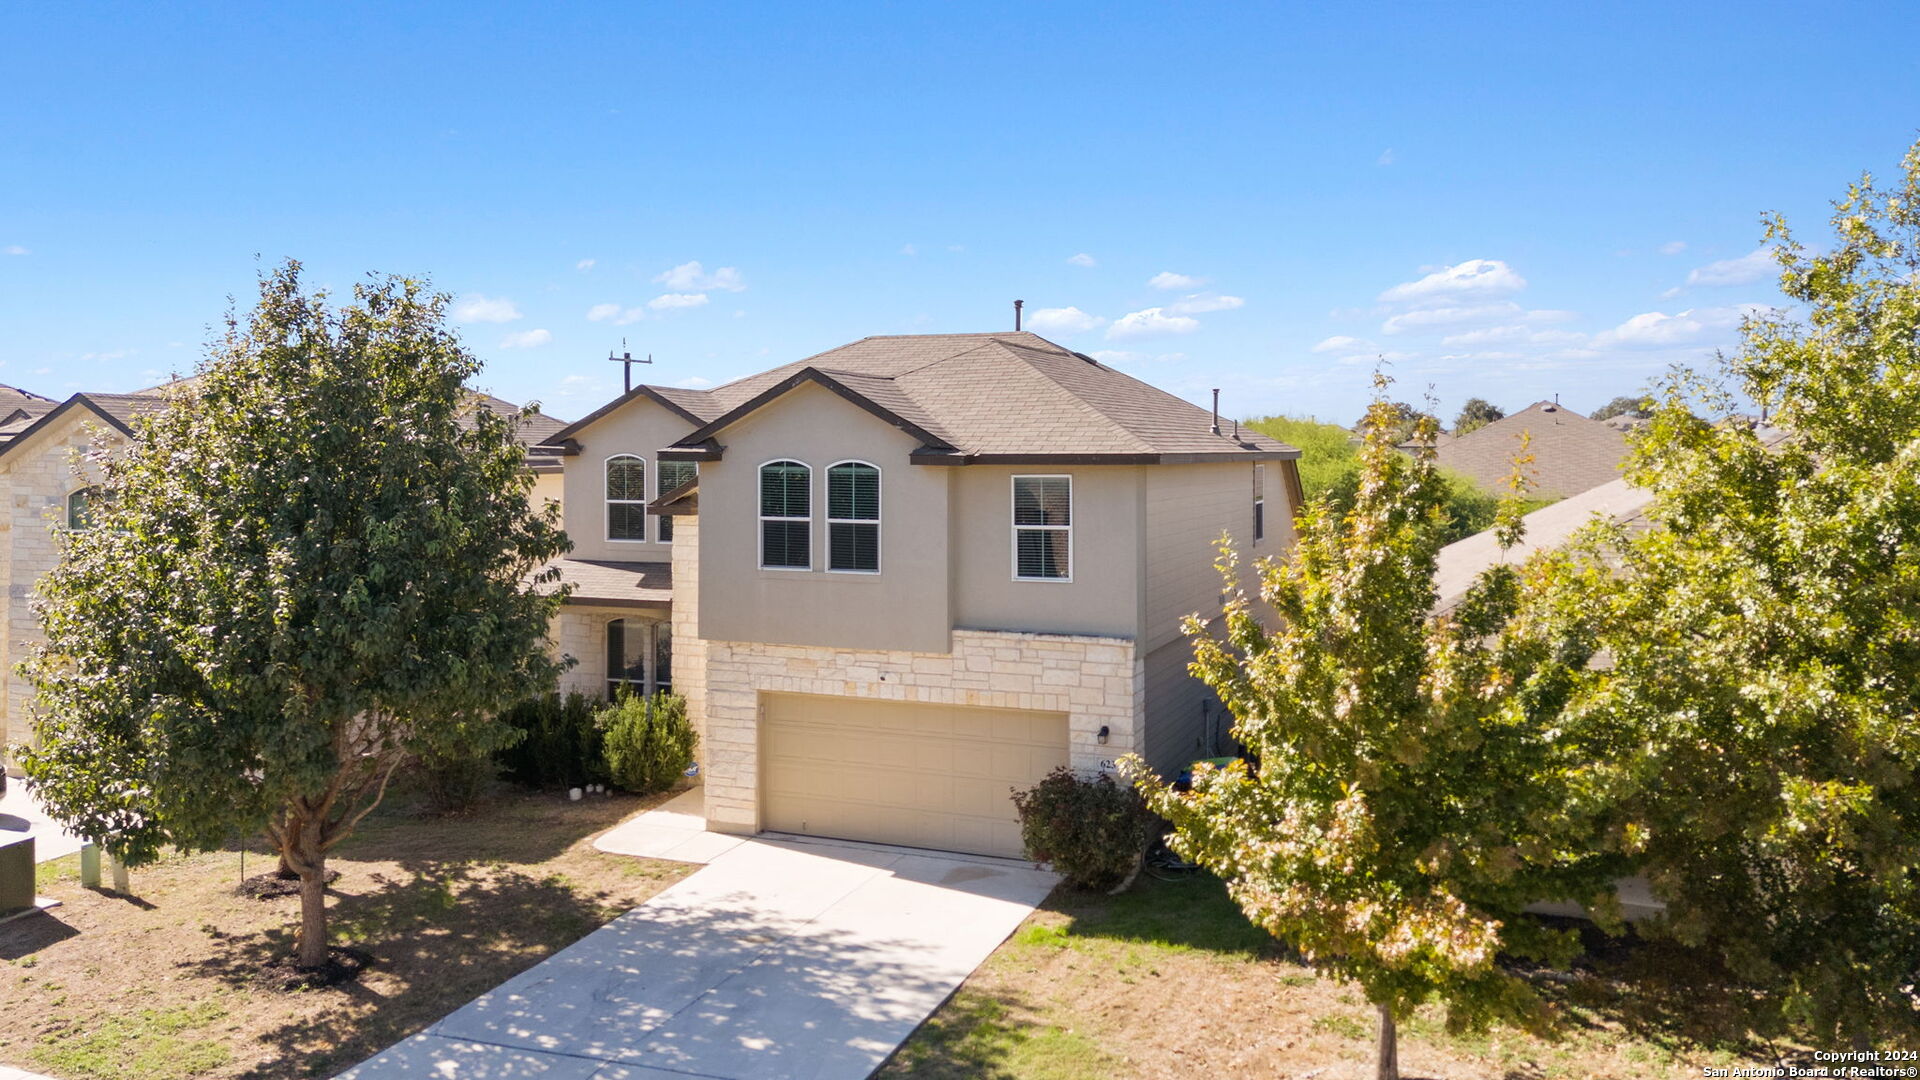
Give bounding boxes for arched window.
[67,486,102,531]
[826,461,880,573]
[606,455,646,541]
[759,460,811,569]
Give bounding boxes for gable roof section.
[606,332,1298,465]
[545,384,725,446]
[1433,401,1627,499]
[0,393,168,460]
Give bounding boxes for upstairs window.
[760,460,811,569]
[1012,475,1071,581]
[826,461,880,573]
[1253,464,1266,543]
[606,455,647,541]
[67,486,103,531]
[656,461,697,542]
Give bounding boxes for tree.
[1552,138,1920,1045]
[1452,396,1505,435]
[1352,399,1433,444]
[1133,380,1620,1079]
[1588,394,1653,422]
[20,262,570,971]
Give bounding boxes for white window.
[759,460,811,569]
[1012,475,1071,581]
[606,617,646,700]
[605,618,673,701]
[67,486,103,531]
[656,461,697,542]
[826,461,880,573]
[606,455,647,542]
[1253,464,1266,544]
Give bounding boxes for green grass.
[883,991,1115,1080]
[31,999,232,1080]
[1049,873,1272,959]
[36,852,80,892]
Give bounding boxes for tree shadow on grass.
[178,860,638,1080]
[327,784,672,869]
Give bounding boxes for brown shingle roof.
[596,332,1298,464]
[535,559,672,609]
[1433,401,1627,499]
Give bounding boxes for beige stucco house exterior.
[539,331,1303,858]
[0,385,566,772]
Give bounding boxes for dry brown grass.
[0,784,692,1080]
[883,874,1799,1080]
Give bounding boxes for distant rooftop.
[1433,401,1628,499]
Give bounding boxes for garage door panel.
[761,692,1070,859]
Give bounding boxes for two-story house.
[541,331,1302,858]
[0,383,567,769]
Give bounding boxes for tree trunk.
[295,851,329,969]
[1376,1002,1399,1080]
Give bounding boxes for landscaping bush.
[1011,766,1155,890]
[598,691,696,795]
[496,691,606,790]
[417,745,499,815]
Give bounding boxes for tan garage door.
[761,692,1069,858]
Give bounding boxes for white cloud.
[1659,241,1687,256]
[1167,293,1244,316]
[1377,259,1526,304]
[500,329,552,349]
[1684,247,1773,288]
[1377,148,1395,166]
[1592,306,1755,348]
[653,261,745,292]
[1107,307,1200,339]
[1066,253,1097,268]
[454,294,522,323]
[1381,302,1526,334]
[575,258,597,271]
[1027,306,1105,333]
[647,292,710,311]
[3,245,27,256]
[1439,325,1587,348]
[1312,335,1370,354]
[587,303,645,325]
[1148,271,1204,291]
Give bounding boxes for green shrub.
[417,746,498,814]
[599,692,696,795]
[1011,766,1155,890]
[496,691,606,790]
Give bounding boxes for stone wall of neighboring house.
[697,629,1144,835]
[1,417,117,769]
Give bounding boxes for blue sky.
[4,3,1917,427]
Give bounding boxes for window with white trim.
[606,618,646,700]
[67,486,103,531]
[760,460,811,569]
[826,461,880,573]
[1012,475,1071,580]
[656,461,697,542]
[606,455,647,541]
[1253,464,1266,543]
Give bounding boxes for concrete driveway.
[340,791,1057,1080]
[0,780,84,863]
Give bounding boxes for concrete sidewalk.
[340,792,1057,1080]
[0,781,84,864]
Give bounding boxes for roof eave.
[906,448,1302,466]
[665,367,956,461]
[0,395,135,463]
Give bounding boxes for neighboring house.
[1431,476,1655,612]
[0,382,565,769]
[1433,400,1628,499]
[539,331,1303,858]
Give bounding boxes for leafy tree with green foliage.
[1353,399,1433,444]
[1133,380,1620,1079]
[20,261,570,971]
[1550,138,1920,1045]
[1245,413,1537,544]
[1452,396,1505,435]
[1588,394,1653,422]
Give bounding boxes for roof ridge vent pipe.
[1014,299,1023,332]
[1211,388,1221,436]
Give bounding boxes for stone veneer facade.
[698,629,1144,835]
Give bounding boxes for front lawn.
[0,785,692,1080]
[883,872,1792,1080]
